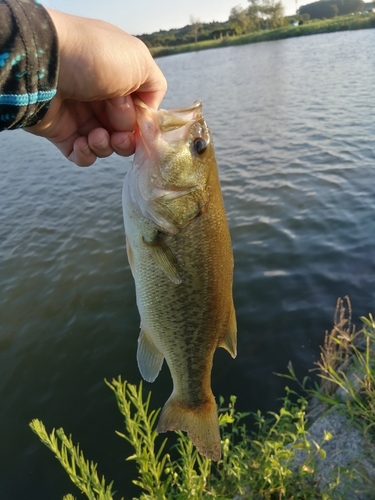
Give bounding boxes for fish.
[122,99,236,461]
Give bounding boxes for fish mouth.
[134,98,203,133]
[159,100,203,132]
[134,97,202,114]
[133,99,205,164]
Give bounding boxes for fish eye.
[193,137,207,155]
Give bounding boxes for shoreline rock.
[293,405,375,499]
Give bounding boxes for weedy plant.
[307,296,375,437]
[29,419,119,500]
[30,379,335,499]
[29,299,375,500]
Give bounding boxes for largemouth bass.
[122,99,236,461]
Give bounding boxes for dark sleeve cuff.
[0,0,59,130]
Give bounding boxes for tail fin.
[156,394,221,461]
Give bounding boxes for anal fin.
[137,328,164,382]
[219,303,237,358]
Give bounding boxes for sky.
[42,0,302,36]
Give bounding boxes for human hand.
[25,9,167,166]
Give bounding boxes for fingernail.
[109,95,132,109]
[115,135,131,149]
[81,145,91,156]
[94,138,107,149]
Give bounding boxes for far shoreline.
[149,13,375,59]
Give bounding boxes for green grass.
[29,297,375,499]
[150,14,375,58]
[30,383,330,499]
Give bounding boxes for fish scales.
[122,99,236,461]
[139,194,231,399]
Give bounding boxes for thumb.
[105,95,136,132]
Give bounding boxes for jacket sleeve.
[0,0,59,130]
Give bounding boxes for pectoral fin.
[219,304,237,358]
[137,328,164,383]
[143,233,182,285]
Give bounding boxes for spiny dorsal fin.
[218,304,237,358]
[137,328,164,383]
[143,233,182,284]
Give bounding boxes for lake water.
[1,29,375,499]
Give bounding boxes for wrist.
[45,8,66,47]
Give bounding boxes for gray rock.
[292,407,375,499]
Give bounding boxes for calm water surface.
[1,29,375,499]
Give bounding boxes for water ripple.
[2,29,375,499]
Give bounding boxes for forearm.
[0,0,59,130]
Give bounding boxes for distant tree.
[247,0,285,29]
[248,0,263,30]
[339,0,364,13]
[263,0,285,28]
[137,20,237,48]
[299,0,364,18]
[190,16,202,43]
[229,5,252,34]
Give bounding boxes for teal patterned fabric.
[0,0,59,129]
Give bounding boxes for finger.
[111,131,135,157]
[106,95,136,132]
[136,89,166,110]
[136,62,167,109]
[68,136,97,167]
[87,128,114,158]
